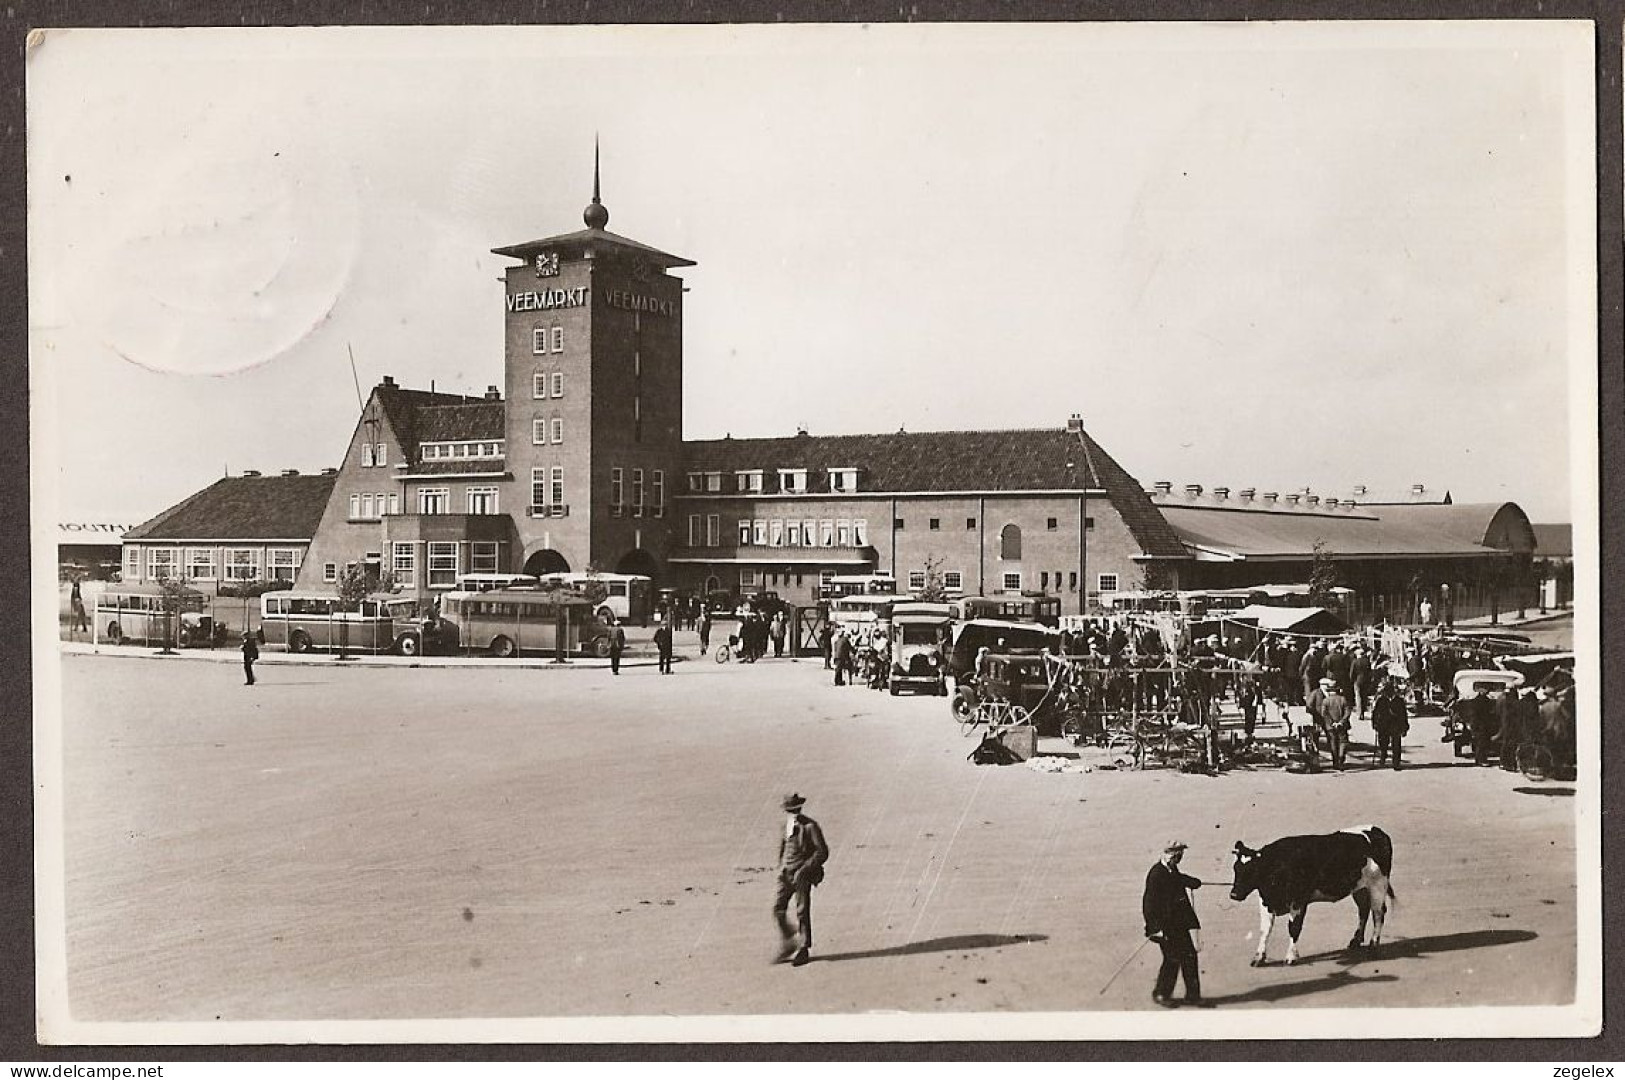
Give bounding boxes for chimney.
[1262,491,1278,503]
[795,426,809,437]
[1184,484,1203,497]
[381,375,396,388]
[484,385,501,401]
[1213,486,1230,499]
[1305,495,1320,506]
[320,467,339,476]
[1353,484,1367,497]
[1239,487,1256,500]
[1065,413,1083,434]
[1284,493,1300,506]
[242,469,262,478]
[1324,497,1339,508]
[1154,481,1173,496]
[280,469,300,477]
[1411,483,1426,496]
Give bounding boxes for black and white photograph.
[26,19,1601,1044]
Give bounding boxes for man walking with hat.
[1142,840,1209,1007]
[773,792,829,966]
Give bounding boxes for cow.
[1230,825,1396,966]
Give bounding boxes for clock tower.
[491,150,694,580]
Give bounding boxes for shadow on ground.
[1203,970,1400,1006]
[812,933,1048,963]
[1335,928,1537,965]
[1513,786,1574,797]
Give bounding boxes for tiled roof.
[124,474,337,541]
[681,426,1189,559]
[415,403,505,443]
[1531,523,1572,557]
[1159,502,1525,560]
[491,226,694,268]
[373,385,488,460]
[408,460,508,476]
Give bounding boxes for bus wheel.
[592,637,611,659]
[951,687,977,722]
[106,621,123,644]
[597,606,614,623]
[489,635,517,659]
[288,630,312,654]
[397,634,421,657]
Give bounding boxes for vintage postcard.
[27,20,1600,1043]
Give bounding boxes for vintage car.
[1442,668,1525,757]
[887,602,953,696]
[946,618,1060,723]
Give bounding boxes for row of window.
[409,487,499,515]
[687,468,859,496]
[533,417,564,445]
[360,442,389,467]
[532,372,567,399]
[128,546,302,582]
[530,468,566,511]
[892,516,1092,535]
[421,441,503,462]
[728,568,1119,594]
[383,540,502,588]
[532,326,566,355]
[349,492,399,521]
[731,517,871,548]
[609,468,665,511]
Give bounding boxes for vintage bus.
[453,573,539,593]
[827,593,908,647]
[819,573,898,601]
[949,594,1063,627]
[94,585,216,647]
[433,590,613,658]
[535,572,652,624]
[260,593,397,654]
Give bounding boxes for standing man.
[832,628,852,686]
[773,792,829,967]
[608,617,626,675]
[819,620,834,669]
[698,609,712,656]
[1319,678,1353,770]
[1350,646,1373,721]
[770,611,787,659]
[654,620,674,674]
[1142,841,1208,1007]
[1371,676,1409,770]
[241,629,259,686]
[70,578,88,634]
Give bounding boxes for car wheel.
[489,635,517,659]
[106,621,123,644]
[889,683,900,696]
[593,636,611,659]
[597,606,614,623]
[397,633,421,657]
[177,627,193,649]
[951,687,977,722]
[288,630,311,654]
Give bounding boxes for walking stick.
[1097,936,1153,995]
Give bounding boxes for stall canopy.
[1224,605,1349,636]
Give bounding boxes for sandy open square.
[51,644,1577,1035]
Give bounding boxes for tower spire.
[584,137,609,230]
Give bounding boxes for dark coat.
[779,813,829,885]
[1371,689,1409,735]
[654,625,673,657]
[241,636,259,661]
[1143,860,1202,936]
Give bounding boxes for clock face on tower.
[534,252,560,278]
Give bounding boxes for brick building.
[123,170,1545,622]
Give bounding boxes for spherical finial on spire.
[583,138,609,229]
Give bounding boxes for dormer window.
[778,468,808,494]
[736,470,764,494]
[829,468,859,493]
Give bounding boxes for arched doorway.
[615,548,661,581]
[523,548,570,576]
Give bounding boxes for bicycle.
[714,634,737,664]
[1515,740,1555,781]
[960,696,1032,738]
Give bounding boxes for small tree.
[915,554,951,603]
[577,563,611,608]
[334,564,372,659]
[155,572,194,654]
[1307,539,1340,607]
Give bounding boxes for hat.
[1320,677,1336,688]
[1162,840,1189,855]
[781,793,807,812]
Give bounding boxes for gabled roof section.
[124,474,337,542]
[1159,501,1534,560]
[491,227,695,269]
[415,402,505,444]
[680,425,1188,559]
[372,383,490,461]
[1531,523,1572,558]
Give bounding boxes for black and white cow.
[1230,825,1396,966]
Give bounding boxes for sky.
[27,21,1595,528]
